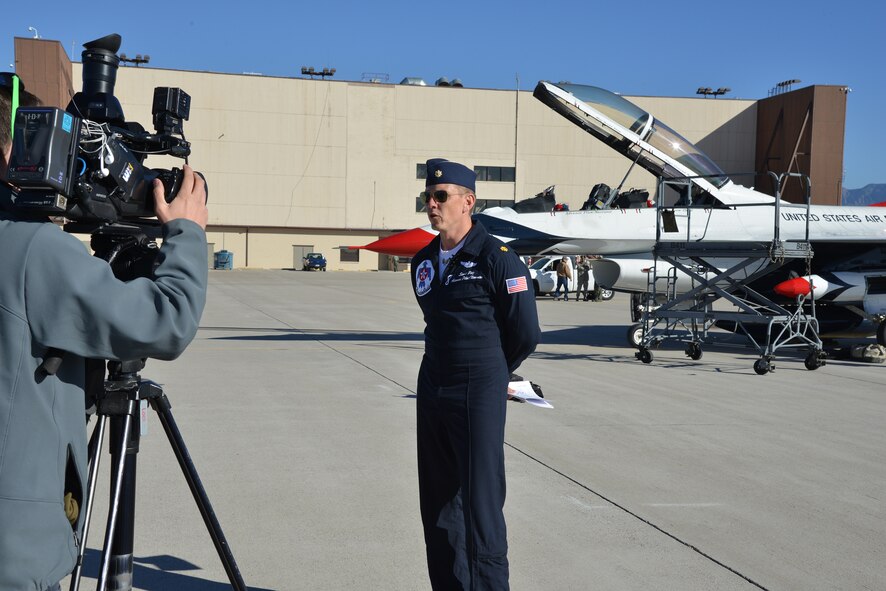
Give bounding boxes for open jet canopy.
[533,81,771,206]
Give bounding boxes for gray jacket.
[0,213,207,590]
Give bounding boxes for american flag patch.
[506,276,528,294]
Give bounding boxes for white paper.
[507,380,554,409]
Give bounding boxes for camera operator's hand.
[154,165,208,229]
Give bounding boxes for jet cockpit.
[533,81,770,207]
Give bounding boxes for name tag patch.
[446,270,483,285]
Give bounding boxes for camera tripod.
[68,357,247,591]
[51,223,247,591]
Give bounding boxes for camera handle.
[38,348,66,376]
[69,361,247,591]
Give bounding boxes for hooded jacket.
[0,211,207,591]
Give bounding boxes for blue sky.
[3,0,883,189]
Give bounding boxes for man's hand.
[506,385,525,403]
[153,165,208,229]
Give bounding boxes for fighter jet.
[350,81,885,344]
[468,81,886,345]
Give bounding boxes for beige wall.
[205,227,384,270]
[71,64,758,268]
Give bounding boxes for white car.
[527,256,614,300]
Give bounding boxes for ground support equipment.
[635,174,824,374]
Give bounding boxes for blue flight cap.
[426,158,476,192]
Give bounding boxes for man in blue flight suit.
[412,158,540,590]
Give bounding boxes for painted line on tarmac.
[565,496,613,511]
[644,503,724,508]
[506,443,770,590]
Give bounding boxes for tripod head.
[90,222,162,282]
[38,222,159,377]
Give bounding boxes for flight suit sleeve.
[491,249,541,373]
[24,219,208,361]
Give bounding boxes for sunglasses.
[421,189,470,204]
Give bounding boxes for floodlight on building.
[27,27,40,39]
[119,53,150,67]
[770,79,802,95]
[697,87,729,98]
[302,66,336,80]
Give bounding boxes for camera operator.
[0,73,209,591]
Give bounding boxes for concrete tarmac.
[66,270,885,591]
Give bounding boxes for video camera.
[6,33,196,224]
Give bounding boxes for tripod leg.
[151,392,248,591]
[69,415,107,591]
[97,408,136,591]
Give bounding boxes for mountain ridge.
[842,184,886,206]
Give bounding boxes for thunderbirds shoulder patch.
[415,260,434,297]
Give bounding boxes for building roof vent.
[451,78,463,88]
[435,77,450,87]
[400,77,427,86]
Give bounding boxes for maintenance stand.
[635,173,825,374]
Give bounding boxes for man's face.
[424,183,473,233]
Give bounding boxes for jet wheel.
[636,348,653,364]
[753,358,772,375]
[627,323,643,348]
[685,342,703,360]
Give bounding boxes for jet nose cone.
[346,227,436,257]
[774,276,812,298]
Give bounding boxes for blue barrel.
[213,250,233,270]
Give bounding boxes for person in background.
[553,256,572,301]
[575,255,591,301]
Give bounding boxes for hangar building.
[13,37,847,270]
